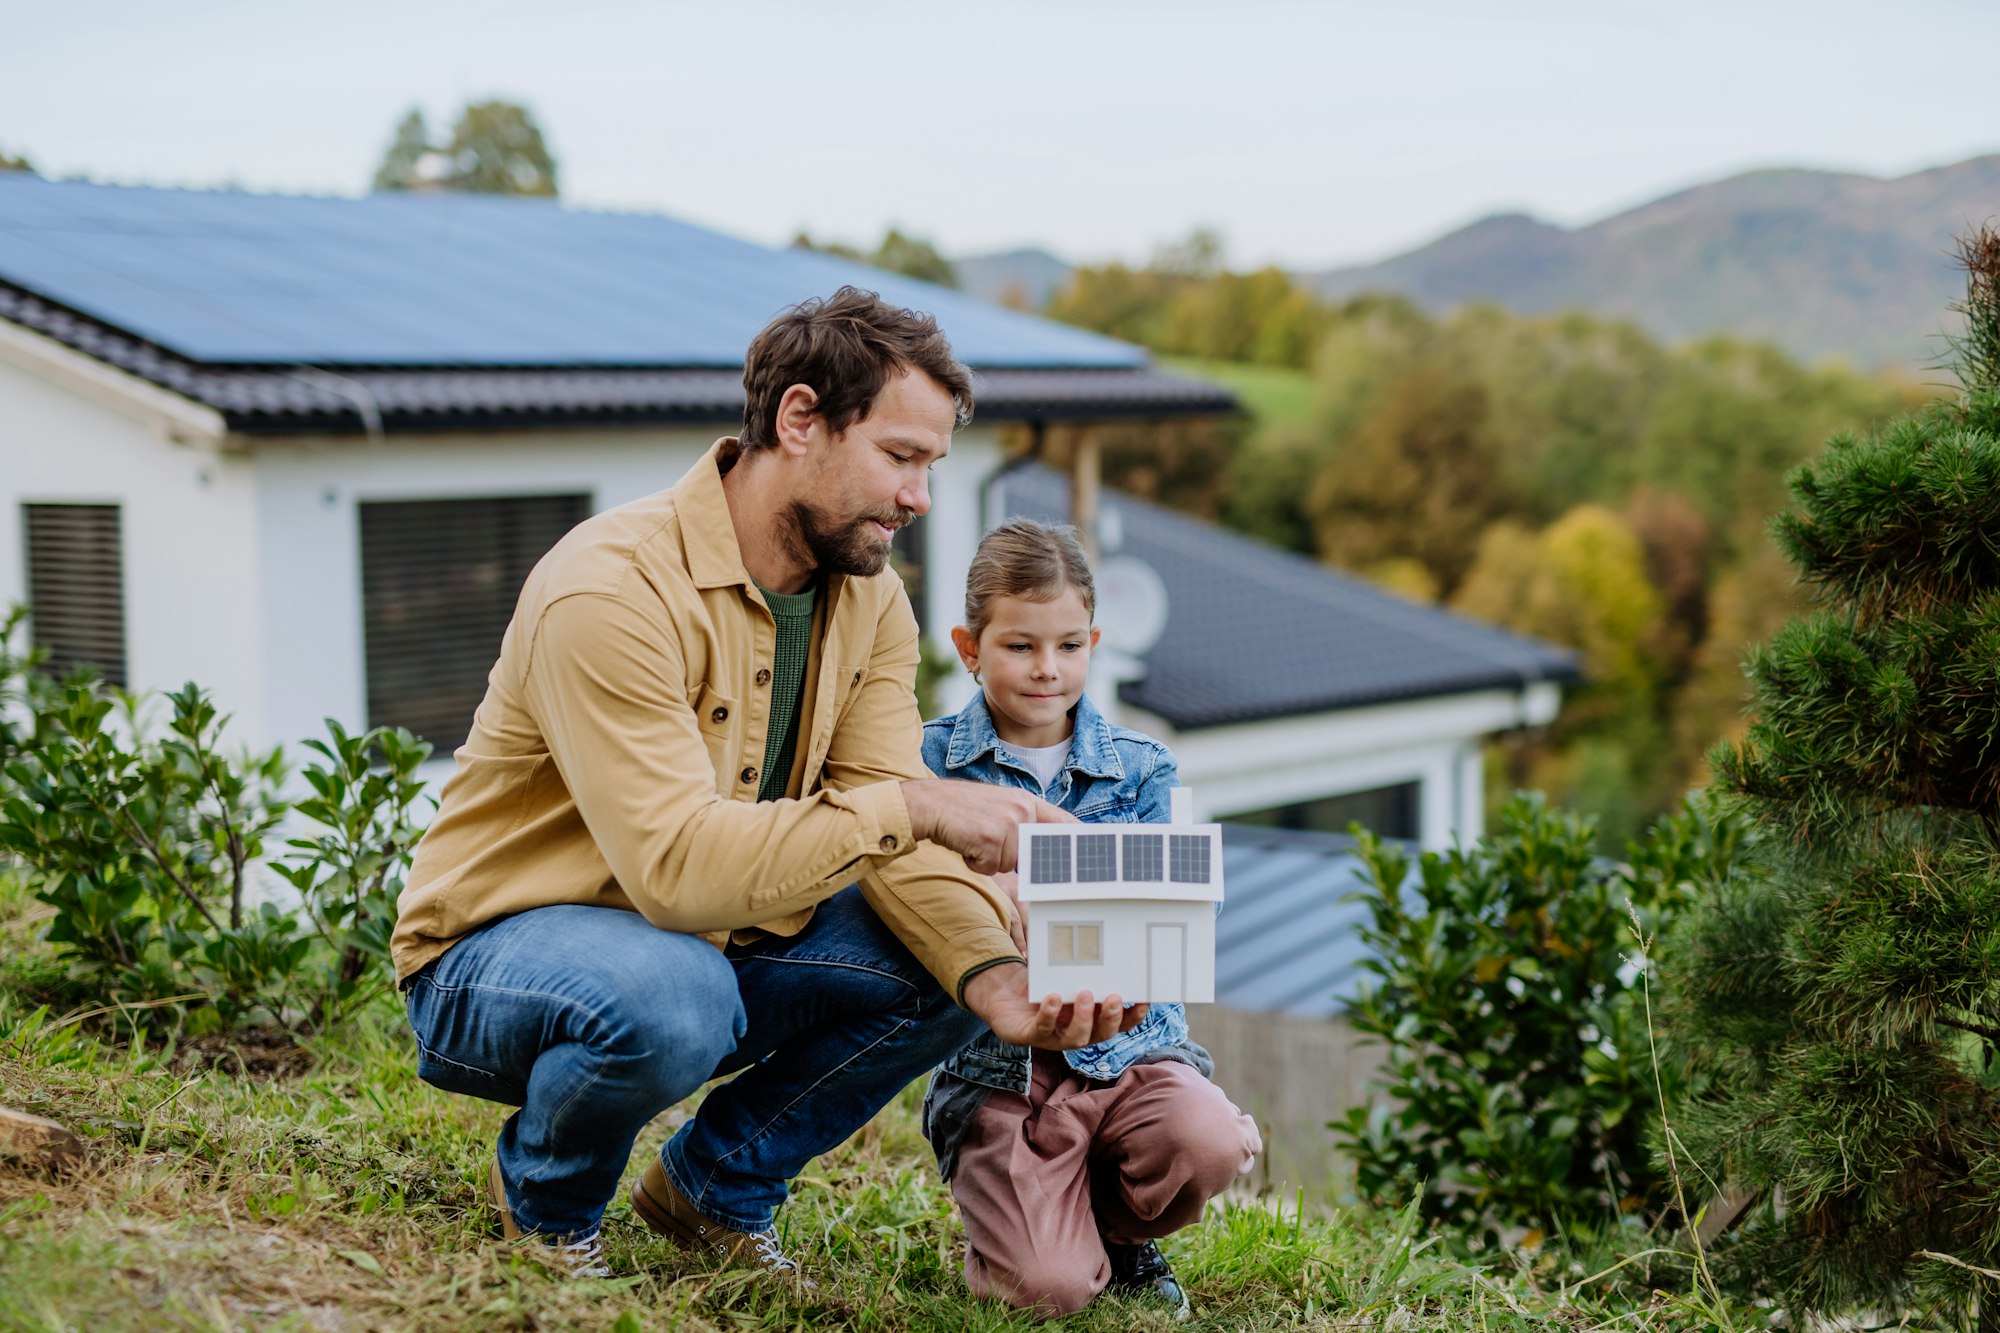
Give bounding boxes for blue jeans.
[403,887,986,1239]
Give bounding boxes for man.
[391,287,1139,1280]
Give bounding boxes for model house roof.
[1000,465,1582,728]
[1215,825,1382,1019]
[0,177,1234,433]
[1018,822,1225,904]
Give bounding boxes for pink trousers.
[951,1052,1262,1317]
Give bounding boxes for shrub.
[0,607,429,1035]
[1334,791,1752,1249]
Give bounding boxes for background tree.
[0,144,33,173]
[371,100,557,197]
[1662,227,2000,1327]
[792,227,959,288]
[1039,231,1923,841]
[370,109,435,192]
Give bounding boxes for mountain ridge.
[1301,154,2000,371]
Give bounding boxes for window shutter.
[23,503,126,687]
[359,494,589,750]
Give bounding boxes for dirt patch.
[172,1029,316,1080]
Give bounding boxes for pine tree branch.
[1937,1013,2000,1047]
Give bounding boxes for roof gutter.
[0,315,228,449]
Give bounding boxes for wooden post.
[1070,425,1100,564]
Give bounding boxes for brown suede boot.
[488,1156,611,1278]
[629,1157,808,1283]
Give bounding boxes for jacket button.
[741,766,758,785]
[756,668,772,686]
[879,834,899,852]
[852,670,862,684]
[710,705,728,723]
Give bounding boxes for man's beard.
[788,499,910,578]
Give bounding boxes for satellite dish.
[1095,555,1170,656]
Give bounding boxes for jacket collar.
[676,437,847,607]
[943,690,1125,782]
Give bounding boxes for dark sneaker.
[487,1157,612,1279]
[630,1157,811,1286]
[1106,1239,1191,1319]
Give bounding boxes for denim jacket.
[918,690,1214,1179]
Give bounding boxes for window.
[1169,834,1212,884]
[1122,833,1164,882]
[1048,921,1102,965]
[359,494,590,750]
[1230,781,1422,841]
[23,503,125,686]
[1077,833,1118,882]
[1029,832,1072,884]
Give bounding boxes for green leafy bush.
[1334,792,1753,1248]
[0,607,430,1034]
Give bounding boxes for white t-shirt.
[1007,738,1072,794]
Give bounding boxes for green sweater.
[755,579,817,802]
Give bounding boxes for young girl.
[920,518,1262,1319]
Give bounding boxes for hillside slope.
[1304,155,2000,371]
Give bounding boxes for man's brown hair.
[740,286,973,449]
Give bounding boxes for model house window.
[22,502,126,687]
[1121,833,1164,882]
[1048,921,1102,964]
[1077,832,1118,882]
[359,493,589,751]
[1169,834,1212,884]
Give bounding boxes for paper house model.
[1018,788,1222,1004]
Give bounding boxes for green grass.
[0,875,1747,1332]
[1160,357,1316,435]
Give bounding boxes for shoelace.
[551,1230,613,1279]
[749,1230,817,1289]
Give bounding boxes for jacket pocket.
[693,682,738,776]
[830,663,869,722]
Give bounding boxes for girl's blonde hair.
[963,518,1097,639]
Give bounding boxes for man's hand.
[961,962,1150,1051]
[902,778,1075,876]
[991,870,1027,954]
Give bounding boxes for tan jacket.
[390,439,1019,997]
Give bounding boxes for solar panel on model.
[0,177,1146,369]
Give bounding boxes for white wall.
[251,426,718,755]
[923,426,1003,717]
[0,358,266,738]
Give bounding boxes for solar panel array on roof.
[0,177,1146,370]
[1001,465,1581,727]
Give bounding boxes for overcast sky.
[5,0,1996,270]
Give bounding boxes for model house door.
[1147,923,1186,1002]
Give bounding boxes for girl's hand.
[962,963,1135,1050]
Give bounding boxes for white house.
[1020,787,1222,1003]
[0,176,1574,856]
